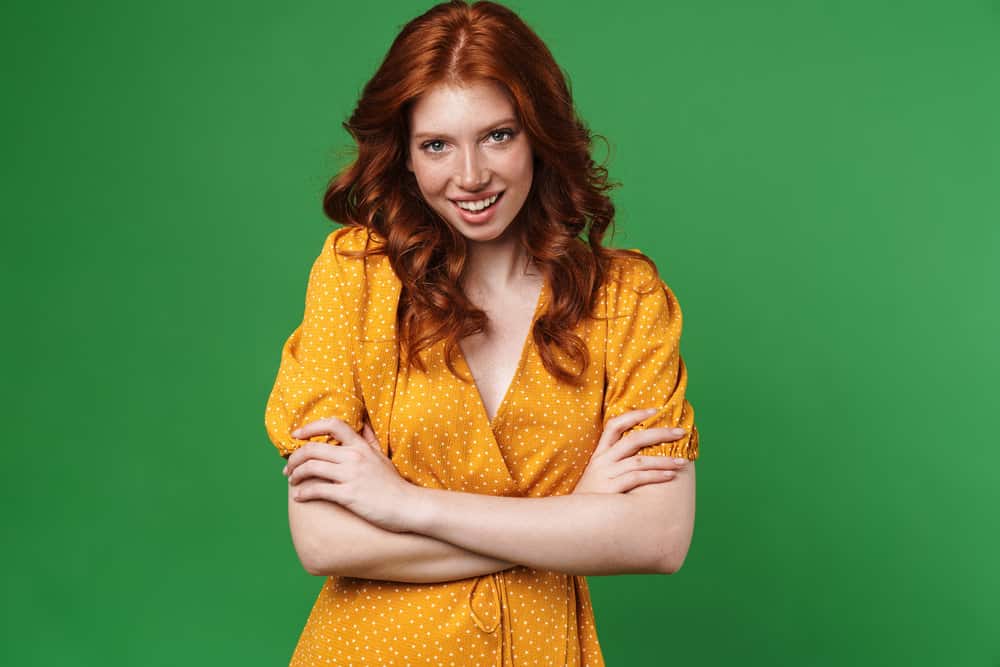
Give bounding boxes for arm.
[288,482,517,582]
[392,254,699,576]
[626,460,696,573]
[265,229,518,582]
[400,465,694,576]
[291,421,696,578]
[274,240,697,578]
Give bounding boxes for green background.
[3,1,997,665]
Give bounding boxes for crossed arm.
[271,233,697,583]
[286,457,696,582]
[287,482,517,582]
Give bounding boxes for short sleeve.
[602,255,700,460]
[263,229,366,458]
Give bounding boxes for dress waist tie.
[468,571,515,666]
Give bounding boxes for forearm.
[289,487,516,583]
[338,531,517,583]
[407,489,670,576]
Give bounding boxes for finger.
[291,417,358,442]
[596,408,658,452]
[610,454,686,479]
[288,458,347,486]
[295,418,366,451]
[361,421,378,448]
[291,479,342,504]
[614,469,678,493]
[285,440,351,475]
[611,427,687,460]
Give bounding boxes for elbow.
[653,527,694,575]
[288,490,358,577]
[294,533,367,578]
[295,536,363,577]
[299,547,355,577]
[295,540,331,577]
[656,549,688,575]
[291,525,347,577]
[299,552,329,577]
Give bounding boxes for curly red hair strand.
[323,0,658,385]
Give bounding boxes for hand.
[572,408,689,494]
[282,417,418,533]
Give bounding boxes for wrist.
[402,484,437,534]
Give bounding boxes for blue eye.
[420,129,515,154]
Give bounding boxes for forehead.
[409,80,517,135]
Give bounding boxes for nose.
[457,144,489,190]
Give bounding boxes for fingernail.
[292,429,302,438]
[282,465,288,475]
[645,408,658,415]
[670,427,687,435]
[673,458,688,465]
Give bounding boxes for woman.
[264,1,699,664]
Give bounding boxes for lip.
[448,190,504,203]
[450,191,504,223]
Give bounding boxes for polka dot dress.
[265,225,699,666]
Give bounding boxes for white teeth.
[455,193,499,211]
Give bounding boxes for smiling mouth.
[450,191,504,212]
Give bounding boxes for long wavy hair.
[323,0,657,385]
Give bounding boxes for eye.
[489,129,515,143]
[422,139,446,153]
[419,129,515,154]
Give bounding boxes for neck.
[462,232,539,294]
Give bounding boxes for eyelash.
[420,128,516,154]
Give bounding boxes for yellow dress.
[264,225,699,666]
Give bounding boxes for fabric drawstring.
[468,572,515,666]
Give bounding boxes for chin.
[455,220,514,242]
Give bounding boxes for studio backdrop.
[3,1,997,665]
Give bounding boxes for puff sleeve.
[263,229,366,458]
[602,254,700,460]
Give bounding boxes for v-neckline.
[456,276,549,430]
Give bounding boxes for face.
[406,80,533,244]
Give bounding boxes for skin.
[280,79,697,579]
[284,409,694,576]
[404,79,535,286]
[406,81,544,418]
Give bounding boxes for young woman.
[264,1,699,664]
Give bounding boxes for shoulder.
[324,224,387,260]
[603,248,680,317]
[606,248,659,286]
[315,224,393,290]
[604,248,669,306]
[313,225,400,340]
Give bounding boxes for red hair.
[323,0,657,385]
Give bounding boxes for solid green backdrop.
[2,1,997,665]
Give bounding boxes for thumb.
[361,420,378,447]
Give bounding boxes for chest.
[457,289,540,423]
[381,278,607,496]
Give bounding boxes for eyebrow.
[411,117,520,142]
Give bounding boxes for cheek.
[411,160,451,195]
[499,148,534,186]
